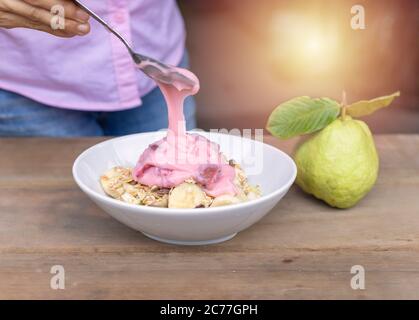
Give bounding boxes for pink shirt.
[0,0,185,111]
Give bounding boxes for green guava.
[294,116,379,208]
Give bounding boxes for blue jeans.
[0,54,196,137]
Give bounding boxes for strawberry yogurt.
[132,66,237,197]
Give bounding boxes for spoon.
[73,0,196,90]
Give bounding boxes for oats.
[121,192,141,205]
[101,162,261,209]
[155,188,170,196]
[149,195,169,208]
[143,195,156,206]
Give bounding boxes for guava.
[294,116,379,208]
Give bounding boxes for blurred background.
[179,0,418,133]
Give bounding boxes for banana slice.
[100,167,133,199]
[168,183,211,208]
[210,195,241,207]
[120,192,141,205]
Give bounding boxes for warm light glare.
[271,12,342,76]
[305,36,322,56]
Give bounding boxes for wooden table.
[0,135,418,300]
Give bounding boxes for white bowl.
[72,131,296,245]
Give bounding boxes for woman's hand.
[0,0,90,37]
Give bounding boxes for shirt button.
[114,12,125,24]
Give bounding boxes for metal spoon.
[73,0,196,89]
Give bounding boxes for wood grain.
[0,135,418,299]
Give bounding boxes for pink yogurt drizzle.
[132,66,237,197]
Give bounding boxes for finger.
[5,0,90,36]
[22,0,90,23]
[0,11,76,37]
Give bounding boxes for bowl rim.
[72,131,297,215]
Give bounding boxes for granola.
[100,160,261,209]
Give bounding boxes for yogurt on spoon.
[132,66,237,197]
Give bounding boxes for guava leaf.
[347,91,400,118]
[266,96,340,139]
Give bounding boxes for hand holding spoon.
[73,0,197,91]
